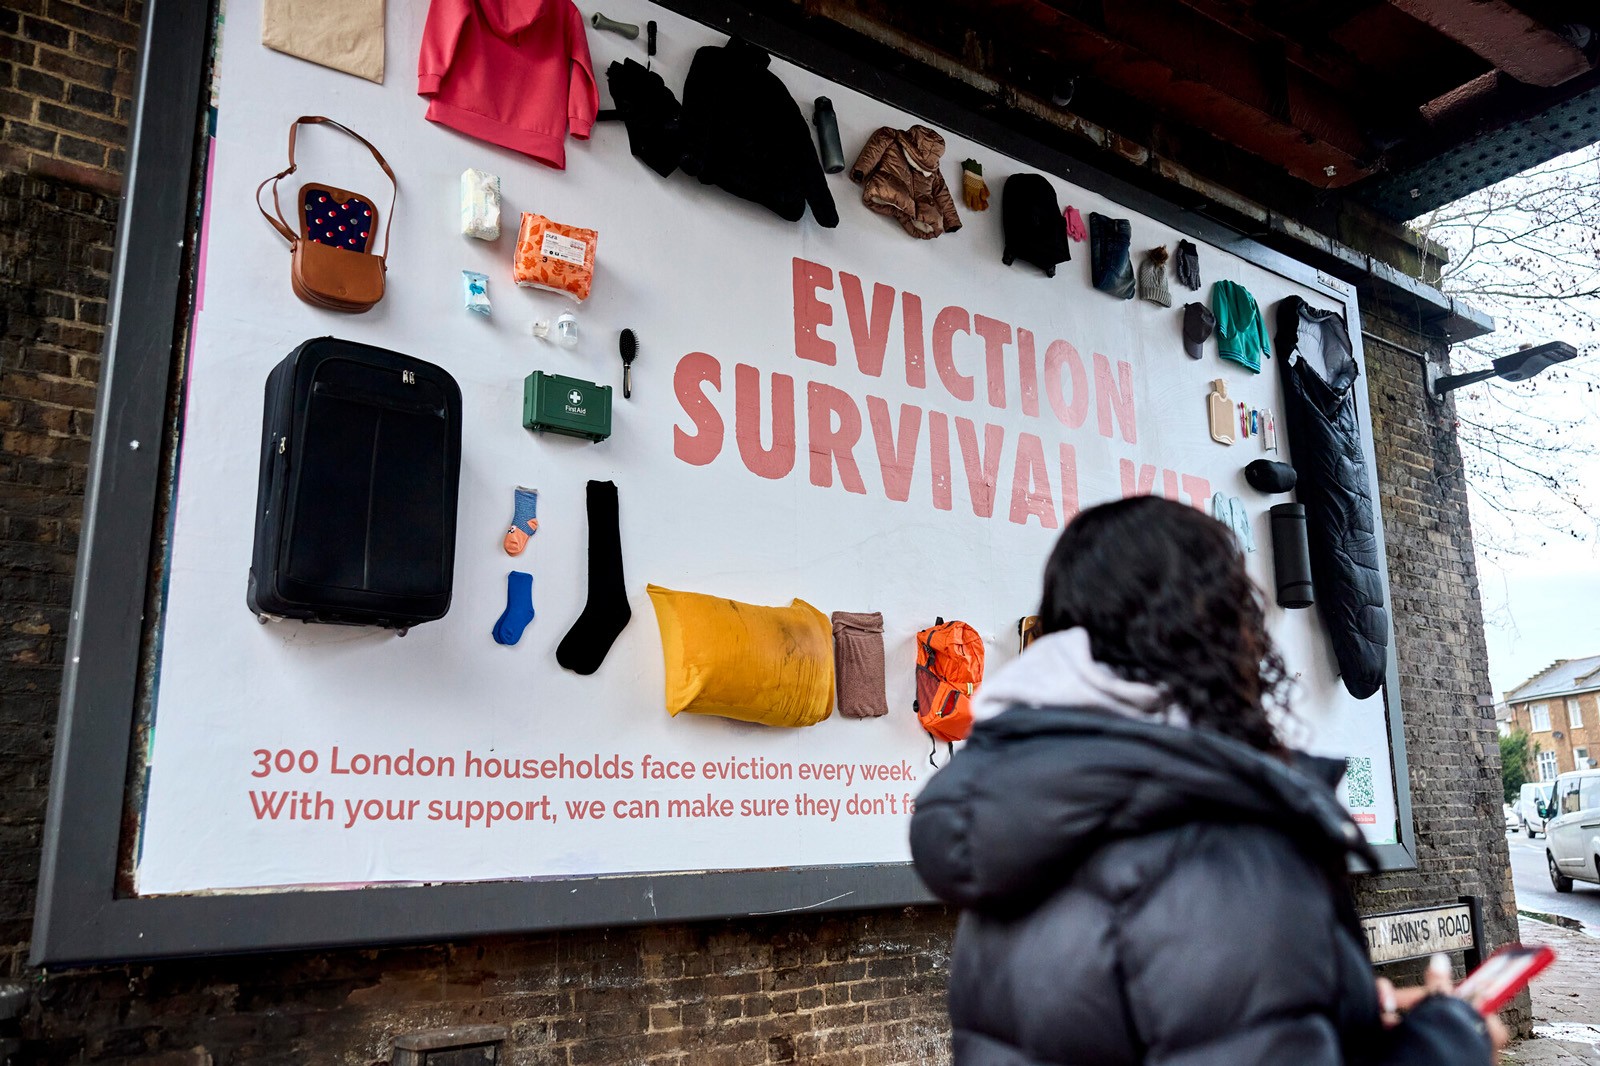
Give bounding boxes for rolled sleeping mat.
[1270,503,1314,609]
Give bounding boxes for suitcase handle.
[313,380,445,417]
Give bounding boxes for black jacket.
[677,38,839,227]
[1276,296,1389,699]
[909,705,1491,1066]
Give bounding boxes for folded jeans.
[1090,213,1135,300]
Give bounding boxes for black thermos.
[813,97,845,174]
[1270,503,1314,609]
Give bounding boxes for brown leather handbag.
[256,116,396,313]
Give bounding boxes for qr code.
[1346,756,1375,808]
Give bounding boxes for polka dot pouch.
[300,185,378,253]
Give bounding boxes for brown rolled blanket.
[831,611,889,719]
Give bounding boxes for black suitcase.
[248,337,463,632]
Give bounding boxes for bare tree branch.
[1411,145,1600,558]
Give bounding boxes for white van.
[1543,769,1600,893]
[1519,781,1556,838]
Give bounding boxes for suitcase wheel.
[397,627,409,637]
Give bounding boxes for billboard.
[34,0,1411,962]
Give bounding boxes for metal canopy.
[1363,78,1600,216]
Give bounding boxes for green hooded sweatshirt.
[1211,280,1270,373]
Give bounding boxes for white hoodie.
[970,627,1189,727]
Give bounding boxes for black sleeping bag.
[1276,297,1389,699]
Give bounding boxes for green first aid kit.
[522,371,612,442]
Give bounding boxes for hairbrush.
[619,329,638,399]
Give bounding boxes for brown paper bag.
[262,0,385,84]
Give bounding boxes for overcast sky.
[1479,541,1600,696]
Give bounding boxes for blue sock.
[493,571,534,645]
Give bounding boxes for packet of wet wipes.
[461,168,501,240]
[463,270,491,316]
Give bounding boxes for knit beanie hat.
[1138,247,1172,307]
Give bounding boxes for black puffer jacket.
[1276,297,1389,699]
[909,704,1491,1066]
[677,38,839,228]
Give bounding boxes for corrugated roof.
[1507,655,1600,702]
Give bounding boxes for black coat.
[909,705,1491,1066]
[677,38,839,228]
[1276,296,1389,699]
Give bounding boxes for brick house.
[1506,657,1600,782]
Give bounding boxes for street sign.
[1362,902,1478,964]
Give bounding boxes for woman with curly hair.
[910,496,1502,1066]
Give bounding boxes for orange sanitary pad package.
[513,213,598,302]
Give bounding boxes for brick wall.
[0,0,138,987]
[0,1,1520,1063]
[20,911,955,1065]
[0,2,139,195]
[1352,312,1521,1020]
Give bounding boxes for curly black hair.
[1036,495,1290,751]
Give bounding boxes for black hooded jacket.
[1276,296,1389,699]
[909,704,1491,1066]
[677,38,839,228]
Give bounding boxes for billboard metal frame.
[31,0,1414,966]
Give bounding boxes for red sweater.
[418,0,598,170]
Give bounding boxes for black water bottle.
[813,97,845,174]
[1270,503,1314,609]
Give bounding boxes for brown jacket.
[850,125,962,239]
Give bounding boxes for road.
[1507,828,1600,929]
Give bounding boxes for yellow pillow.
[647,585,835,727]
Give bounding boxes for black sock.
[557,480,631,675]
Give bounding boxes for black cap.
[1245,459,1297,494]
[1182,302,1215,360]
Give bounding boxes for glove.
[961,159,990,211]
[1064,205,1087,242]
[1177,239,1201,290]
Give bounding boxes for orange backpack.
[914,618,985,757]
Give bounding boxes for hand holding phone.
[1453,944,1556,1016]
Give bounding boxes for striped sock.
[503,486,539,555]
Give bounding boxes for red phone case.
[1456,943,1556,1015]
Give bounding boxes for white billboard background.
[134,0,1399,894]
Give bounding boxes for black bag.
[248,337,463,632]
[1000,173,1071,277]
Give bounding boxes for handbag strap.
[254,115,398,262]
